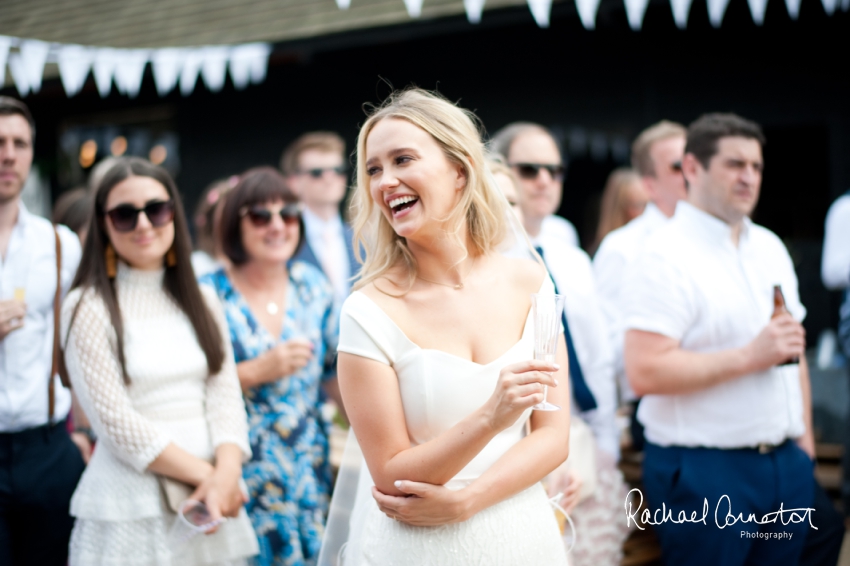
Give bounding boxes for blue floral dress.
[200,261,338,566]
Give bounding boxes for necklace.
[416,257,476,290]
[266,302,279,315]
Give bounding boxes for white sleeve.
[337,297,392,365]
[822,196,850,290]
[623,250,696,341]
[57,224,82,296]
[200,286,252,461]
[592,241,629,382]
[62,289,171,472]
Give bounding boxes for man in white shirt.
[822,191,850,518]
[593,121,686,410]
[623,114,816,564]
[0,97,84,565]
[283,132,357,309]
[489,122,579,248]
[491,122,619,460]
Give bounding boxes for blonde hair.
[631,120,686,177]
[350,88,510,292]
[280,131,346,175]
[591,167,644,254]
[486,158,521,201]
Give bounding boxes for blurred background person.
[592,120,686,449]
[490,123,579,248]
[622,113,837,565]
[486,157,522,219]
[192,175,238,278]
[0,95,86,566]
[200,167,342,566]
[822,189,850,518]
[62,157,258,565]
[589,168,647,256]
[282,132,357,309]
[52,187,92,245]
[490,123,629,566]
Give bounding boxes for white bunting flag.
[821,0,836,13]
[114,49,149,98]
[93,48,120,97]
[152,48,186,96]
[404,0,423,17]
[624,0,650,29]
[0,37,10,86]
[58,44,95,97]
[9,39,50,95]
[527,0,553,27]
[707,0,732,26]
[229,43,271,90]
[180,49,204,96]
[670,0,694,27]
[843,0,849,11]
[784,0,801,17]
[575,0,602,28]
[336,0,351,8]
[200,46,229,93]
[747,0,768,23]
[464,0,486,23]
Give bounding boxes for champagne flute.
[531,292,566,411]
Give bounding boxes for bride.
[322,88,570,565]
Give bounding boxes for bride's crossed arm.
[338,336,570,525]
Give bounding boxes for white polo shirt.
[822,194,850,290]
[593,202,669,401]
[0,203,81,432]
[532,233,619,458]
[623,201,806,449]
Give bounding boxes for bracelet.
[74,426,97,444]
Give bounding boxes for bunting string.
[1,35,271,99]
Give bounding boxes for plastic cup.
[167,500,226,550]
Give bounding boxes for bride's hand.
[483,359,559,432]
[372,481,474,526]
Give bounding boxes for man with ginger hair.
[593,121,686,410]
[282,131,357,308]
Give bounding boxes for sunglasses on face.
[670,161,683,173]
[299,166,348,179]
[106,200,175,233]
[240,204,301,228]
[510,163,566,181]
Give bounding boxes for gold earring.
[166,247,177,267]
[105,244,117,278]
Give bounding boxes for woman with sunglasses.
[199,167,342,566]
[61,157,259,565]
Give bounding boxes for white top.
[592,202,669,402]
[61,263,251,520]
[541,214,579,248]
[0,202,81,432]
[532,233,619,459]
[822,194,850,290]
[302,207,352,305]
[623,202,807,448]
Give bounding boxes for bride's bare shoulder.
[490,255,547,293]
[358,268,410,304]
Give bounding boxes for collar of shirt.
[674,201,752,251]
[641,202,668,230]
[302,206,343,241]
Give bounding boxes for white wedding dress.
[331,276,568,566]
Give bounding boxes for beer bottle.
[772,285,799,366]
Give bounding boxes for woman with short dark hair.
[62,157,258,565]
[200,166,342,566]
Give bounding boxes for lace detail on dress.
[62,285,171,472]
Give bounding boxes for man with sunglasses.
[491,122,619,461]
[0,97,85,565]
[282,132,357,309]
[592,120,686,445]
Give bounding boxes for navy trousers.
[0,420,85,566]
[642,440,815,566]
